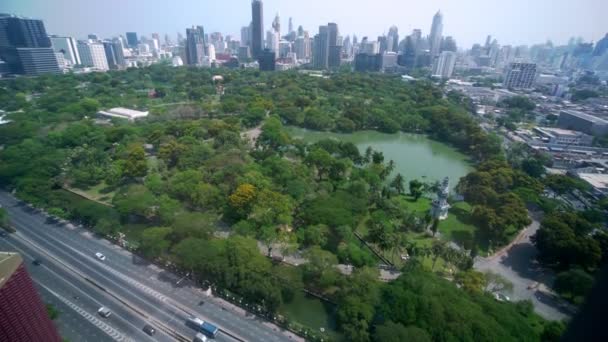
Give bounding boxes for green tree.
[390,173,405,195]
[140,227,172,259]
[554,268,594,304]
[373,322,431,342]
[122,144,147,178]
[409,179,424,201]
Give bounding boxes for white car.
[97,306,111,318]
[95,252,106,261]
[494,293,510,302]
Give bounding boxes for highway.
[0,191,299,342]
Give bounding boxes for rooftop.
[535,127,587,137]
[577,173,608,191]
[97,107,149,121]
[561,110,608,124]
[0,252,22,288]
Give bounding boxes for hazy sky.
[1,0,606,48]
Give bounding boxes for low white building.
[533,127,594,146]
[97,107,149,121]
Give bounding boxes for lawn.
[67,181,116,205]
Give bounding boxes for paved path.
[474,212,574,321]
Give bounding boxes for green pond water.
[286,127,473,189]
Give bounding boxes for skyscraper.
[387,26,399,53]
[0,252,62,342]
[50,35,81,66]
[313,25,329,69]
[432,51,456,78]
[251,0,264,58]
[327,23,341,68]
[288,17,294,35]
[593,33,608,56]
[125,32,138,48]
[503,62,537,89]
[77,40,109,70]
[185,26,205,65]
[429,10,443,57]
[241,25,251,47]
[0,14,59,75]
[258,48,276,71]
[272,13,281,36]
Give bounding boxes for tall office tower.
[429,10,443,57]
[77,40,109,70]
[441,36,457,52]
[241,25,251,47]
[327,23,341,68]
[503,62,537,89]
[251,0,264,58]
[288,17,294,35]
[398,35,417,69]
[185,26,205,65]
[266,30,279,57]
[103,41,121,69]
[484,35,492,54]
[313,25,329,69]
[432,51,456,78]
[50,35,81,66]
[164,33,172,47]
[272,13,280,36]
[207,44,216,61]
[387,26,399,52]
[0,252,62,342]
[297,25,304,37]
[342,35,352,58]
[279,40,291,58]
[378,36,388,54]
[294,32,311,60]
[111,38,125,66]
[0,14,59,75]
[176,32,184,44]
[594,33,608,56]
[126,32,138,47]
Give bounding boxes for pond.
[286,127,473,190]
[279,291,339,339]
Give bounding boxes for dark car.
[32,259,42,266]
[0,231,7,237]
[143,324,156,336]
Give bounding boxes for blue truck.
[187,317,219,338]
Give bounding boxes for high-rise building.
[327,23,341,68]
[251,0,264,58]
[354,53,382,72]
[503,62,537,89]
[593,33,608,56]
[288,17,294,35]
[441,36,457,52]
[432,51,456,78]
[313,25,329,69]
[50,35,81,66]
[294,32,311,60]
[0,252,62,342]
[398,35,417,69]
[16,48,61,75]
[111,38,125,66]
[272,13,281,36]
[125,32,138,48]
[103,41,125,69]
[77,40,109,70]
[387,26,399,53]
[429,10,443,57]
[241,25,251,47]
[266,30,279,58]
[258,48,276,71]
[185,26,205,65]
[0,14,59,75]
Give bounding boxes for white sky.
[1,0,606,48]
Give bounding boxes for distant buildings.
[429,11,443,58]
[50,35,81,66]
[77,40,109,70]
[558,110,608,136]
[0,252,62,342]
[185,26,205,66]
[257,48,276,71]
[0,14,60,75]
[503,62,537,89]
[354,53,382,72]
[313,25,329,69]
[251,0,264,58]
[533,127,594,146]
[432,51,456,78]
[327,23,341,68]
[125,32,138,48]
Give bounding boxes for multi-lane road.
[0,191,300,342]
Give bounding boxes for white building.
[50,36,81,66]
[503,62,537,89]
[77,41,108,71]
[207,44,216,61]
[533,127,594,146]
[381,52,398,71]
[97,107,149,121]
[432,51,456,78]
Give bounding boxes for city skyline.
[1,0,606,48]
